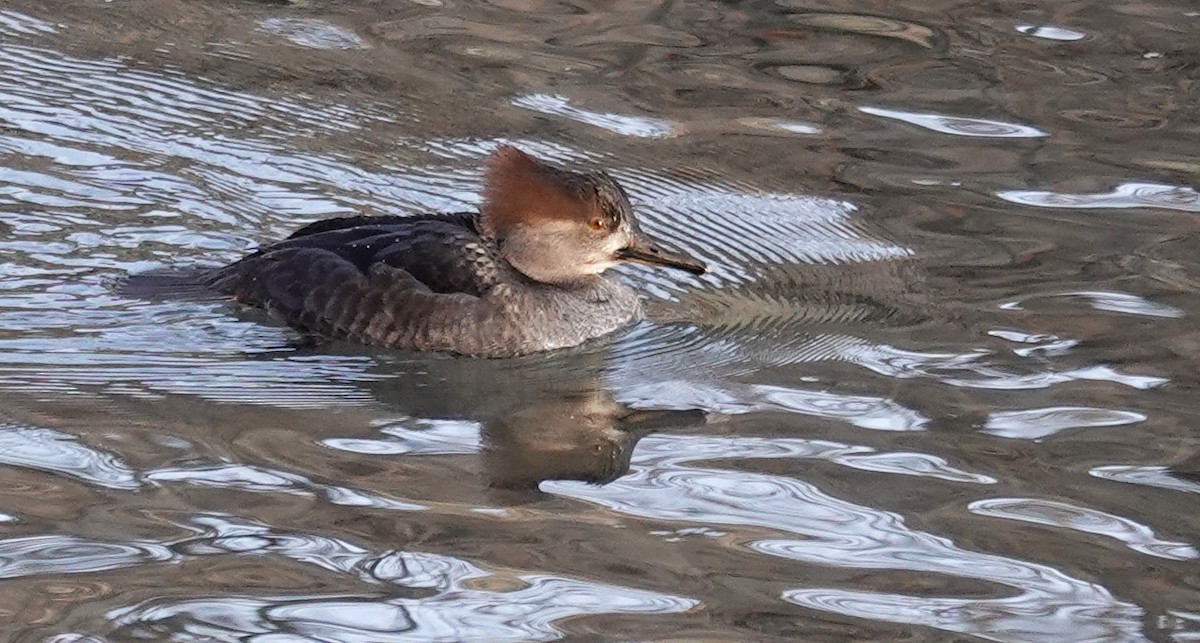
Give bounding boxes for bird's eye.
[588,216,607,231]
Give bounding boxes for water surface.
[1,0,1199,640]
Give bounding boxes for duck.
[121,145,707,358]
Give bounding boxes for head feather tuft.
[480,146,595,237]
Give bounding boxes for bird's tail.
[115,267,226,301]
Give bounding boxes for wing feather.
[218,246,522,356]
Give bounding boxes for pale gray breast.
[506,276,643,352]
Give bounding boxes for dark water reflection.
[2,0,1200,640]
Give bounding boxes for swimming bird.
[122,145,706,357]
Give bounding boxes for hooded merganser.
[124,145,707,357]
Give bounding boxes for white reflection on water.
[512,93,674,138]
[0,9,57,35]
[258,17,368,50]
[0,424,139,490]
[1016,25,1087,41]
[983,407,1146,440]
[1090,465,1200,495]
[998,182,1200,213]
[549,434,1143,642]
[969,497,1197,561]
[106,515,697,641]
[999,290,1184,319]
[0,534,175,579]
[617,379,929,431]
[145,462,427,511]
[323,418,483,456]
[859,106,1047,138]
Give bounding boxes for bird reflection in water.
[482,390,706,493]
[351,340,710,501]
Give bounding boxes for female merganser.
[122,145,706,357]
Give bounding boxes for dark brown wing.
[201,214,536,355]
[118,213,485,300]
[218,213,501,297]
[284,212,473,239]
[221,246,525,356]
[122,213,530,355]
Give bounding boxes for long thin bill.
[618,235,707,275]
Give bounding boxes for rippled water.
[2,1,1199,640]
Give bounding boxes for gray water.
[1,0,1199,640]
